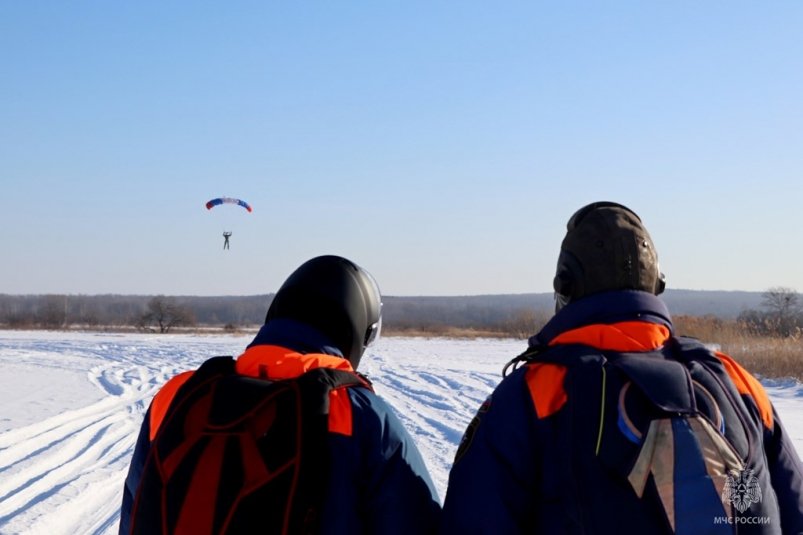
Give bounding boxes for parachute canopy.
[205,197,252,213]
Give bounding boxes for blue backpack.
[517,336,782,534]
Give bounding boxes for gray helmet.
[265,255,382,369]
[553,201,665,311]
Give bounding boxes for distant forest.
[0,289,781,334]
[4,289,799,379]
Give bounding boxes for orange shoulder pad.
[525,363,568,419]
[715,351,773,430]
[149,370,194,441]
[328,387,354,436]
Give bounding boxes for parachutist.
[206,197,250,251]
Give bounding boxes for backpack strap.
[668,336,727,370]
[521,344,608,532]
[281,367,367,534]
[504,343,548,376]
[148,356,237,441]
[194,355,237,376]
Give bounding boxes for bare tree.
[138,296,196,333]
[504,309,551,339]
[761,287,801,337]
[38,295,68,329]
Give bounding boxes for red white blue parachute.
[205,197,253,213]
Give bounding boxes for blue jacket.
[120,320,441,534]
[442,291,803,534]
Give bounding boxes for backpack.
[515,336,782,534]
[129,356,369,535]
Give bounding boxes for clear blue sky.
[2,2,802,296]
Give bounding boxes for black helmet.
[265,255,382,369]
[553,201,665,312]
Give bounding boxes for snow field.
[0,331,800,535]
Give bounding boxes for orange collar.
[235,344,353,380]
[549,321,671,352]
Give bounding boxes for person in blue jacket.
[120,255,441,534]
[442,202,803,534]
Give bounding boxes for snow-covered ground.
[0,331,801,535]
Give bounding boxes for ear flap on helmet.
[553,250,585,308]
[656,271,666,295]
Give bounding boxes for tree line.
[0,287,800,338]
[0,294,268,332]
[0,293,554,335]
[737,286,803,337]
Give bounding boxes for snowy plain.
[0,331,801,535]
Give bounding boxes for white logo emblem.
[722,469,762,513]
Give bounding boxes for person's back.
[441,202,803,534]
[120,255,441,534]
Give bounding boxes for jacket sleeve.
[717,352,803,532]
[765,406,803,533]
[119,371,193,534]
[441,369,540,534]
[325,387,442,535]
[118,406,152,535]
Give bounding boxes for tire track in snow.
[361,337,515,500]
[0,361,150,534]
[0,332,248,535]
[0,333,518,530]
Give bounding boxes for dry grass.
[674,315,803,381]
[382,326,516,339]
[723,338,803,382]
[387,316,803,380]
[4,315,801,380]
